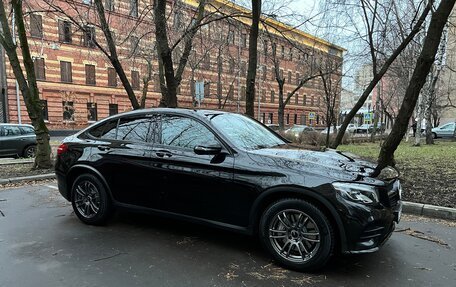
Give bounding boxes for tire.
[71,173,113,225]
[259,198,335,272]
[432,132,437,139]
[23,145,36,158]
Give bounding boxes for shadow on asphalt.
[109,209,394,277]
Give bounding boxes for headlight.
[332,182,379,205]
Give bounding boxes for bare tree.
[244,0,261,117]
[319,64,343,147]
[153,0,207,107]
[327,0,432,148]
[41,0,155,110]
[376,0,456,174]
[0,0,52,168]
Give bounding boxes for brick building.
[0,0,344,130]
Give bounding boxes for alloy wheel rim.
[74,180,101,219]
[26,147,36,158]
[268,209,321,263]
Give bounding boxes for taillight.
[57,143,68,156]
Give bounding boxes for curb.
[0,173,56,185]
[0,159,34,165]
[402,201,456,221]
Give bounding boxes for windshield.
[210,113,286,150]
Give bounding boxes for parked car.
[320,126,337,134]
[346,124,358,133]
[432,122,455,139]
[355,124,372,134]
[0,123,36,158]
[265,123,280,132]
[284,124,315,140]
[356,123,385,134]
[320,124,357,134]
[56,109,402,271]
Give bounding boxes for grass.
[338,140,456,208]
[338,140,456,164]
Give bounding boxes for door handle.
[155,150,172,158]
[97,145,111,151]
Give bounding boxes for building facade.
[0,0,344,129]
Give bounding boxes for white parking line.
[45,185,58,190]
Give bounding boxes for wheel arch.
[249,186,347,252]
[67,164,114,200]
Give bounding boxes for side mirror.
[194,143,223,155]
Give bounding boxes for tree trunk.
[370,83,381,142]
[277,83,285,129]
[0,0,52,169]
[217,47,223,109]
[376,0,456,174]
[154,0,205,108]
[330,3,432,149]
[94,0,140,109]
[424,102,434,144]
[414,93,425,146]
[245,0,261,117]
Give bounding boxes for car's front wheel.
[259,198,335,271]
[71,174,113,225]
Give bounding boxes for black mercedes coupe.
[55,108,402,271]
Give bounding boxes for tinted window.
[1,126,21,137]
[117,117,153,143]
[88,119,118,139]
[160,116,218,149]
[19,126,35,135]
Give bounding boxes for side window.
[2,126,21,137]
[19,126,35,135]
[444,123,454,130]
[117,117,153,143]
[88,119,118,140]
[160,116,218,149]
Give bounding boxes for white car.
[321,124,357,134]
[432,122,455,139]
[345,124,357,133]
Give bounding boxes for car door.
[18,125,37,147]
[151,114,243,226]
[87,115,163,208]
[0,125,22,156]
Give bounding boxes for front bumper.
[335,180,402,254]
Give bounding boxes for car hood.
[247,145,387,183]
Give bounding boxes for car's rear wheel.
[432,132,437,139]
[23,145,36,158]
[71,174,112,225]
[259,198,335,271]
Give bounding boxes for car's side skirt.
[114,202,252,235]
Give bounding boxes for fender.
[248,185,347,251]
[68,164,115,201]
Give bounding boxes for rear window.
[87,119,118,139]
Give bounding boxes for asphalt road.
[0,183,455,287]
